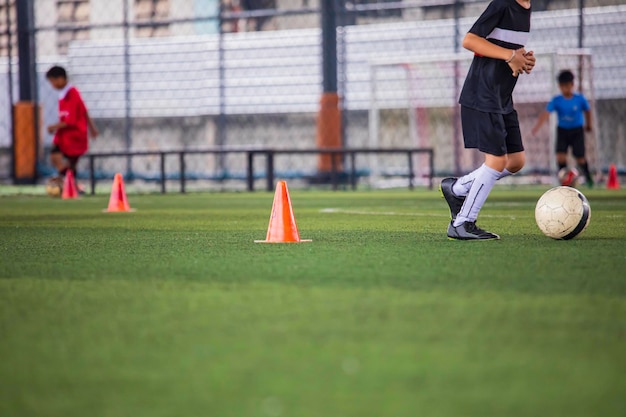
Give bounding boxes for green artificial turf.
[1,187,625,417]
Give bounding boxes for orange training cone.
[607,163,620,190]
[105,173,133,212]
[255,181,311,243]
[61,170,79,199]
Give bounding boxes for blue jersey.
[546,93,590,129]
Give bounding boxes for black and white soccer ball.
[535,186,591,240]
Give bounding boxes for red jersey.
[53,85,89,157]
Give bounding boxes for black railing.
[86,147,434,194]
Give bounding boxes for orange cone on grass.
[255,181,311,243]
[61,170,79,199]
[607,163,620,190]
[106,173,132,212]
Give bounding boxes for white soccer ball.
[535,186,591,240]
[558,167,579,186]
[45,179,63,198]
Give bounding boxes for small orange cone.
[61,170,79,199]
[105,173,133,212]
[255,181,311,243]
[607,163,620,190]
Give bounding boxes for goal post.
[368,53,472,186]
[368,49,597,185]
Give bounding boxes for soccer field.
[1,187,625,417]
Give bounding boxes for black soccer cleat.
[447,221,500,240]
[440,177,465,221]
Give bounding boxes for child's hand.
[47,122,66,134]
[522,51,535,74]
[89,126,99,139]
[508,48,535,77]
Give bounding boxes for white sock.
[453,168,513,197]
[453,164,501,226]
[498,168,514,180]
[452,169,479,197]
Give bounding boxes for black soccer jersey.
[458,0,531,114]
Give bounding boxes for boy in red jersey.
[46,66,98,186]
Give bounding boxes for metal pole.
[123,0,133,178]
[317,0,343,178]
[28,0,40,183]
[321,0,337,94]
[578,0,584,49]
[179,152,186,193]
[6,0,15,180]
[429,149,434,190]
[350,152,356,190]
[5,0,14,102]
[337,0,347,148]
[266,151,274,192]
[89,155,95,195]
[577,0,585,94]
[15,0,38,184]
[330,151,337,190]
[217,1,227,173]
[247,151,254,191]
[453,0,462,176]
[160,152,166,194]
[16,0,34,101]
[407,151,414,190]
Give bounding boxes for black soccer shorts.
[51,144,80,170]
[556,127,586,158]
[461,106,524,156]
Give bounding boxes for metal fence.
[2,0,625,191]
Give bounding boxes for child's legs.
[485,153,508,172]
[454,111,524,197]
[454,108,507,196]
[66,156,79,174]
[570,128,592,182]
[555,127,571,170]
[483,110,525,173]
[570,127,586,161]
[556,152,568,169]
[454,109,523,226]
[454,159,501,226]
[501,111,525,173]
[454,110,503,226]
[50,145,67,176]
[489,151,525,174]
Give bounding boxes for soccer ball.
[535,186,591,240]
[45,178,62,198]
[558,167,579,187]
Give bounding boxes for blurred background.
[1,0,625,192]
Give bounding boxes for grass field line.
[319,208,526,219]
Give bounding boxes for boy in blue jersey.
[532,70,593,187]
[440,0,536,240]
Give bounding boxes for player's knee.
[509,158,525,173]
[485,153,510,172]
[504,152,525,173]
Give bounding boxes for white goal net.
[368,49,597,185]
